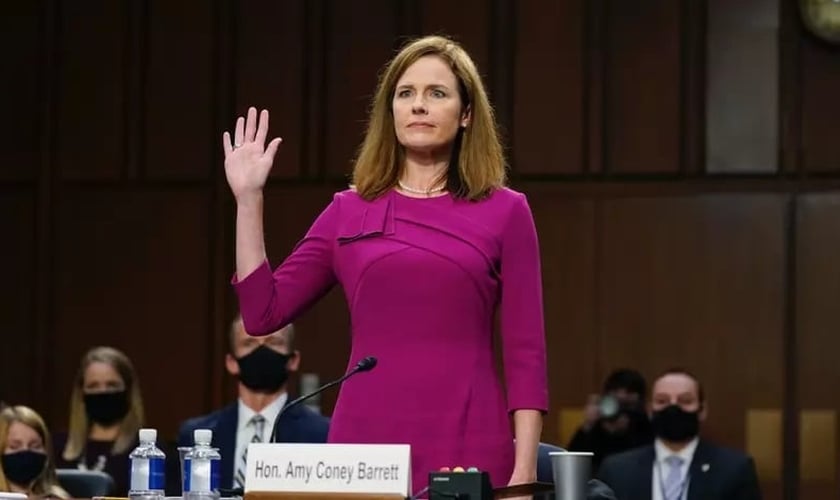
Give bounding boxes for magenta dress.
[234,187,548,492]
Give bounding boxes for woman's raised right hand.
[222,107,282,202]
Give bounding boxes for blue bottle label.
[183,458,192,492]
[129,457,165,492]
[210,458,220,490]
[185,458,221,492]
[149,457,165,490]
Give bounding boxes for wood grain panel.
[799,410,836,482]
[599,194,786,449]
[603,0,682,174]
[323,0,401,178]
[796,194,840,496]
[57,0,127,180]
[0,192,37,406]
[796,194,840,408]
[746,409,783,482]
[235,0,306,179]
[706,0,779,173]
[0,2,40,181]
[144,0,214,180]
[513,0,584,174]
[52,188,211,440]
[800,38,840,172]
[418,0,490,76]
[523,187,597,446]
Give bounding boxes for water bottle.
[128,428,166,500]
[184,429,221,500]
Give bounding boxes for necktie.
[234,414,266,489]
[662,455,685,500]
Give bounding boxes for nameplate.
[245,443,411,496]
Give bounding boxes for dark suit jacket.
[596,440,761,500]
[177,401,330,490]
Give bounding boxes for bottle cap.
[138,428,157,443]
[194,429,213,445]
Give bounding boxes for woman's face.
[83,361,125,394]
[81,361,131,426]
[392,55,470,155]
[2,421,47,489]
[4,422,43,453]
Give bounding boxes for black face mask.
[651,404,700,442]
[84,390,130,426]
[2,450,47,486]
[236,345,291,393]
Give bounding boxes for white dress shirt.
[652,437,699,500]
[234,394,287,479]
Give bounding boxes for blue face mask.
[2,450,47,486]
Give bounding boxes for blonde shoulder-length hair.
[351,35,506,201]
[0,406,69,498]
[63,346,144,461]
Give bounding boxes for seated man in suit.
[597,369,761,500]
[177,316,329,491]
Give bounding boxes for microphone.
[219,357,377,497]
[268,355,377,443]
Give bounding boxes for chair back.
[537,441,566,483]
[56,468,115,498]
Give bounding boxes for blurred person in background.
[53,346,144,495]
[568,368,654,471]
[177,316,328,492]
[0,405,69,498]
[598,368,761,500]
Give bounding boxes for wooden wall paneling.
[209,0,237,411]
[0,2,41,181]
[513,0,584,175]
[302,0,327,182]
[487,0,515,153]
[603,0,683,174]
[522,186,597,446]
[706,0,779,174]
[144,0,215,180]
[323,0,402,179]
[0,192,37,407]
[56,0,127,180]
[235,0,307,180]
[599,195,786,463]
[52,188,211,440]
[795,193,840,497]
[680,0,705,175]
[584,0,606,176]
[417,0,490,76]
[261,185,350,414]
[799,38,840,172]
[31,0,60,424]
[778,0,802,174]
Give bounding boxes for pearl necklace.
[397,180,446,195]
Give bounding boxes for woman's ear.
[460,105,471,128]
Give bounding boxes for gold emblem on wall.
[801,0,840,43]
